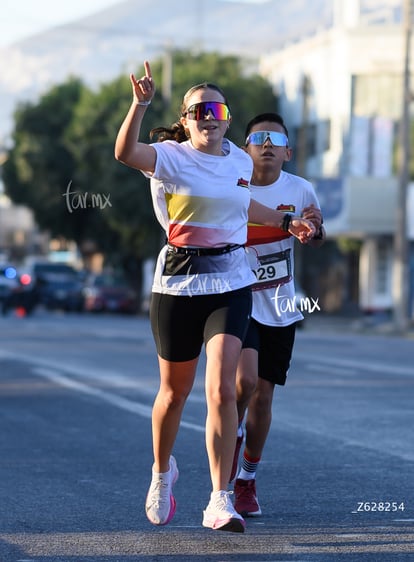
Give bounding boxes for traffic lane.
[1,318,413,560]
[1,353,413,562]
[268,332,414,523]
[2,372,412,560]
[0,314,174,430]
[0,313,161,386]
[0,358,152,534]
[253,413,412,527]
[296,327,414,372]
[280,334,414,463]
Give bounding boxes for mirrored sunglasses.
[245,131,289,147]
[184,101,230,121]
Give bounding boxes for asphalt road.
[0,310,413,562]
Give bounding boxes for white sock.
[237,468,256,480]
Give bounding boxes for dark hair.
[244,112,289,143]
[150,82,230,143]
[150,122,188,143]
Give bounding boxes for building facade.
[260,0,414,319]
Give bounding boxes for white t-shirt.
[246,170,320,326]
[146,138,257,296]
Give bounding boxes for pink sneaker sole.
[145,456,179,526]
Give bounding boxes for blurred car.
[0,264,19,313]
[0,263,37,315]
[22,261,85,312]
[83,273,138,314]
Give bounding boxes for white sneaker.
[202,490,245,532]
[145,456,179,525]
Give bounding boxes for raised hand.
[130,61,155,105]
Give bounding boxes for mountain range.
[0,0,401,145]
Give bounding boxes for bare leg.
[235,347,258,423]
[205,333,242,491]
[151,356,198,472]
[244,377,275,459]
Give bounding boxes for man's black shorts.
[242,318,296,385]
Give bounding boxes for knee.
[208,381,236,408]
[251,390,272,413]
[159,388,190,411]
[237,371,256,401]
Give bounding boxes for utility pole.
[296,75,310,178]
[162,46,172,117]
[295,75,310,288]
[393,0,412,332]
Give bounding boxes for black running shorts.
[242,318,296,386]
[150,287,252,362]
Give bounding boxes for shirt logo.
[277,204,296,212]
[237,177,250,188]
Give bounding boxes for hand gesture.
[130,61,155,105]
[289,217,316,243]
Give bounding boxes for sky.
[0,0,268,48]
[0,0,122,47]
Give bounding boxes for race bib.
[249,249,292,291]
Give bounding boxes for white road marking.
[33,366,205,433]
[295,352,414,377]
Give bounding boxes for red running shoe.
[234,478,262,516]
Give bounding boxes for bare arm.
[248,199,316,243]
[114,61,157,173]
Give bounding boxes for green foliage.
[3,50,278,268]
[147,50,278,145]
[3,77,103,245]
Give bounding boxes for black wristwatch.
[313,225,324,240]
[281,214,292,232]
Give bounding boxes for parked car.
[0,263,37,315]
[82,273,138,314]
[22,261,85,312]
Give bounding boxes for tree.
[3,50,279,302]
[65,51,279,257]
[65,75,163,263]
[3,78,111,249]
[156,51,278,145]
